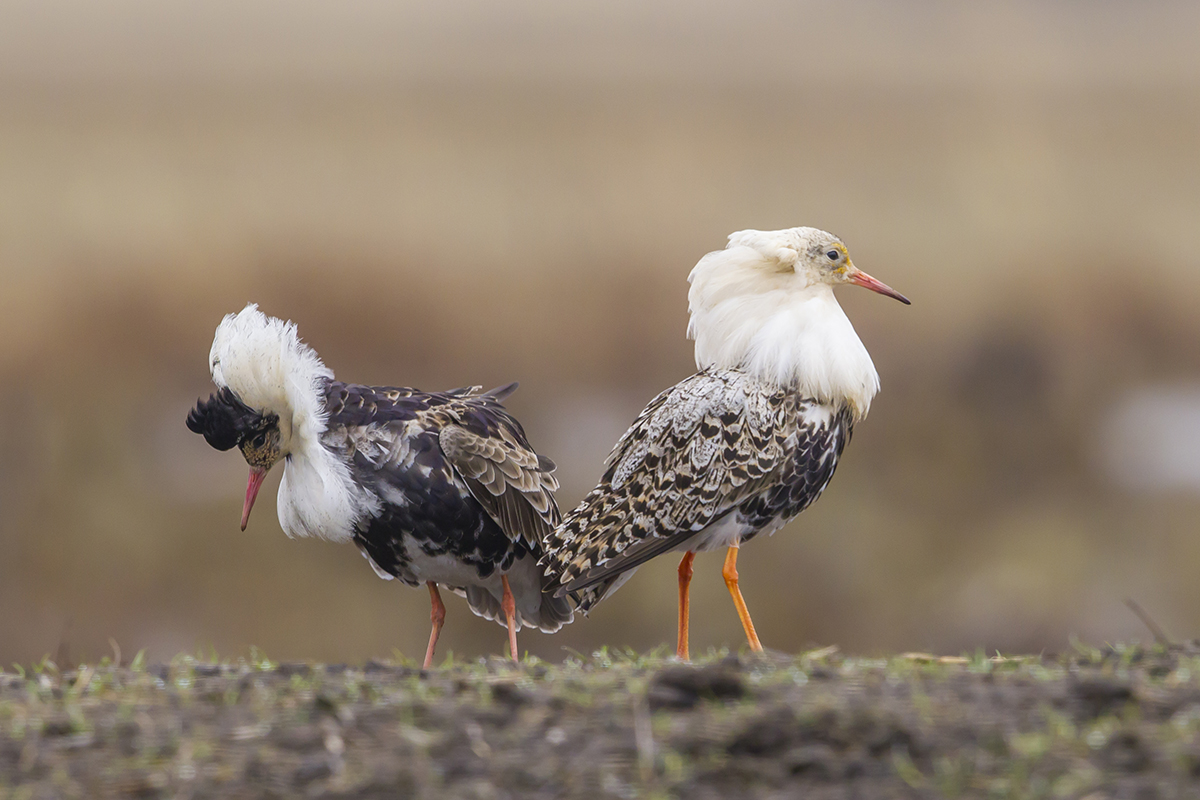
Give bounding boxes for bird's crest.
[208,303,334,446]
[186,388,277,451]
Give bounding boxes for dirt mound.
[4,643,1200,798]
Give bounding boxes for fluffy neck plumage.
[277,450,376,543]
[687,251,880,420]
[209,304,373,541]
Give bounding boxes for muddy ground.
[4,643,1200,799]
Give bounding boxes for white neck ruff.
[687,249,880,420]
[277,441,377,543]
[208,304,375,541]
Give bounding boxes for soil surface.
[4,643,1200,799]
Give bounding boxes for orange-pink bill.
[848,268,910,305]
[241,468,267,530]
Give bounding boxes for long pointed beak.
[241,468,268,531]
[847,267,911,305]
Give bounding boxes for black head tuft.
[186,388,263,451]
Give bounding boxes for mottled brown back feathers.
[541,368,852,611]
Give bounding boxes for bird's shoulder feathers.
[322,381,559,549]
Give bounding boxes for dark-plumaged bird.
[541,227,908,659]
[186,304,572,667]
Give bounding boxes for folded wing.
[541,369,797,608]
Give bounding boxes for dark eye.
[826,250,840,261]
[251,432,267,448]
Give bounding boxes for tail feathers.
[461,586,506,626]
[571,569,639,615]
[532,591,575,632]
[460,586,575,634]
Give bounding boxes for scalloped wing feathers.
[322,382,560,547]
[320,381,570,632]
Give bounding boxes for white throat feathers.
[208,303,373,542]
[687,228,881,420]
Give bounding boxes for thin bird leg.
[677,551,696,660]
[500,575,519,663]
[722,545,763,652]
[423,582,446,670]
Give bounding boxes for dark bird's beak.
[847,267,911,305]
[242,468,267,531]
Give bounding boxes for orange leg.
[423,582,446,669]
[677,552,696,660]
[723,545,763,652]
[501,575,519,663]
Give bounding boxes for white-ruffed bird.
[187,305,572,667]
[542,227,908,658]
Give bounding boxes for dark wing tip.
[446,384,483,397]
[484,382,519,401]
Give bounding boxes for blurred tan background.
[2,0,1200,666]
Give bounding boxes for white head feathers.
[687,227,882,420]
[207,304,374,543]
[209,303,334,453]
